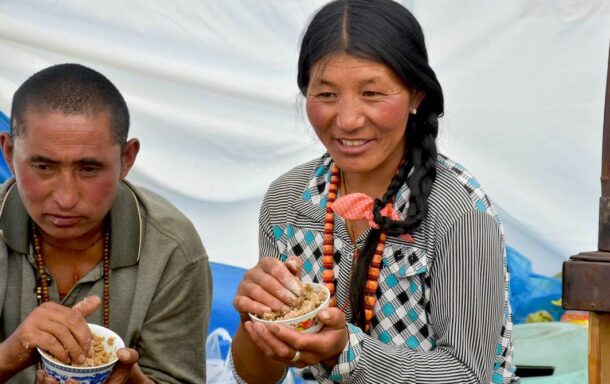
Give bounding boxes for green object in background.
[513,322,587,383]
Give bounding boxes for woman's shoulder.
[428,154,498,221]
[262,155,327,209]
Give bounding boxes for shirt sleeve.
[314,210,505,383]
[137,251,212,384]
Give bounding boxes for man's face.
[2,110,133,240]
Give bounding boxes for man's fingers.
[72,296,101,318]
[105,348,140,384]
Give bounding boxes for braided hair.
[298,0,444,330]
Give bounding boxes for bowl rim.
[37,323,124,370]
[249,282,330,324]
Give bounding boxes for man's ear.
[0,132,15,175]
[119,138,140,179]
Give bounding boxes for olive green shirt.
[0,178,212,383]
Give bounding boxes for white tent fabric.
[0,0,609,275]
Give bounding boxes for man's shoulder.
[123,181,206,262]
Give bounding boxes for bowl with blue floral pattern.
[37,323,125,384]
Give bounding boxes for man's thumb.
[72,295,101,317]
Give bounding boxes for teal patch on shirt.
[408,308,418,321]
[416,266,427,274]
[399,265,407,277]
[315,165,326,177]
[305,231,315,244]
[303,189,311,201]
[347,348,356,363]
[273,225,284,240]
[286,225,295,239]
[406,336,420,349]
[320,196,327,209]
[303,259,313,273]
[492,373,503,383]
[280,254,287,262]
[468,177,480,188]
[475,199,487,212]
[382,303,395,316]
[379,331,391,344]
[410,281,418,293]
[385,274,399,288]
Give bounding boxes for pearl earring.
[410,108,417,115]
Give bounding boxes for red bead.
[323,256,334,266]
[324,222,333,232]
[328,192,337,201]
[325,283,335,295]
[379,232,388,242]
[323,244,334,255]
[364,295,376,308]
[365,308,374,321]
[322,269,334,282]
[325,213,334,223]
[376,243,385,253]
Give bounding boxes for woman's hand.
[243,307,349,369]
[0,296,99,380]
[233,256,304,320]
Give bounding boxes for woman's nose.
[336,96,365,131]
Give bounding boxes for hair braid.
[349,113,439,330]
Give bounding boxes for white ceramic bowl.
[37,323,125,384]
[249,282,330,334]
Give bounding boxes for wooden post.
[562,43,610,384]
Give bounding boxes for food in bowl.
[37,323,125,384]
[262,283,328,321]
[48,333,116,366]
[249,282,330,334]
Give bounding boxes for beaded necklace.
[322,164,388,332]
[32,222,111,328]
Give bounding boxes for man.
[0,63,212,383]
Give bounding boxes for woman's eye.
[317,92,336,99]
[363,91,381,97]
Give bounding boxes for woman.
[232,0,517,383]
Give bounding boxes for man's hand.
[0,296,99,381]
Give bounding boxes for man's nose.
[336,96,365,131]
[52,172,80,209]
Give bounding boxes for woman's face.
[306,53,424,178]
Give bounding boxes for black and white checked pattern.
[248,153,518,383]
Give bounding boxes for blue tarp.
[0,112,10,180]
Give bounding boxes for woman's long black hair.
[297,0,445,331]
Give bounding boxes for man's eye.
[81,166,99,174]
[33,163,50,172]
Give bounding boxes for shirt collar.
[294,153,411,222]
[0,178,142,268]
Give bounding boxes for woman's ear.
[410,90,426,111]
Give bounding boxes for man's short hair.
[10,63,130,146]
